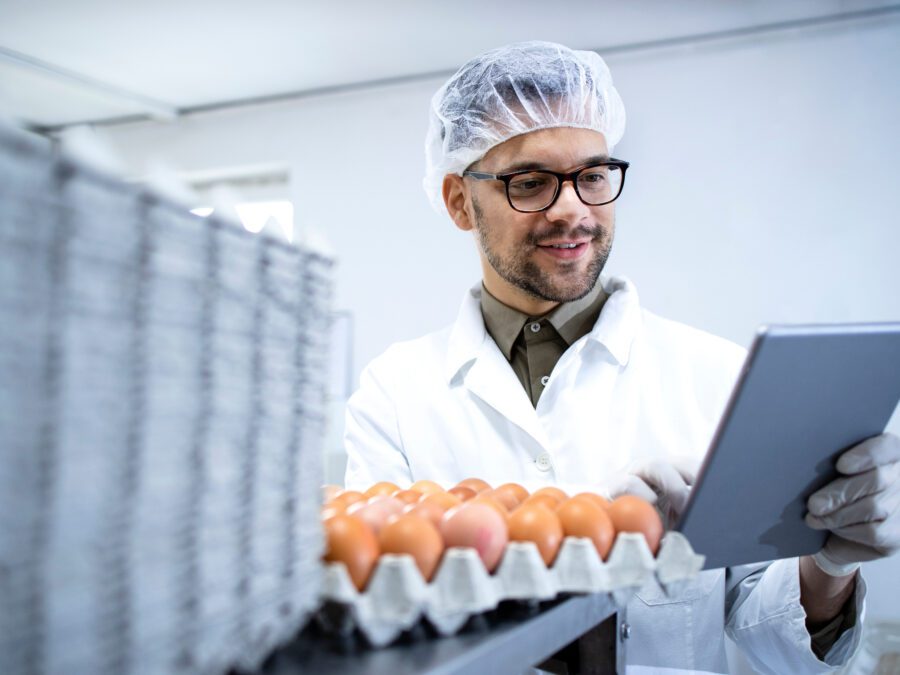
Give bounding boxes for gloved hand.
[805,432,900,576]
[610,457,699,529]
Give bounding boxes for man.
[344,41,899,672]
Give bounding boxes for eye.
[508,173,552,195]
[578,169,608,184]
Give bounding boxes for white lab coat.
[344,276,865,673]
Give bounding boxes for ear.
[442,174,474,232]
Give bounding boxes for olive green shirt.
[480,281,608,407]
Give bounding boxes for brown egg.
[519,493,561,512]
[448,485,478,501]
[484,488,519,511]
[347,501,393,535]
[323,500,348,514]
[364,481,400,498]
[456,477,492,493]
[495,482,530,505]
[366,495,405,517]
[572,492,610,510]
[392,489,424,505]
[556,498,615,561]
[508,503,564,566]
[321,505,343,522]
[532,486,568,505]
[607,495,664,555]
[379,515,445,581]
[469,495,511,522]
[321,484,343,503]
[421,491,463,512]
[323,514,380,591]
[402,500,447,529]
[440,502,509,572]
[410,479,445,495]
[329,490,366,509]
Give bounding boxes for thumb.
[836,433,900,474]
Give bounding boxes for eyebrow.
[499,154,611,173]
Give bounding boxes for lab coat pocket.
[626,570,728,671]
[635,568,723,606]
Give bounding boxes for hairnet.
[423,40,626,213]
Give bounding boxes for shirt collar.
[547,281,608,346]
[479,281,608,359]
[479,284,529,360]
[445,276,641,384]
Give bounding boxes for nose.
[543,179,590,224]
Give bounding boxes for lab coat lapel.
[445,284,550,451]
[466,338,550,449]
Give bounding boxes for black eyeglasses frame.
[462,159,630,213]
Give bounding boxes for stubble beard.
[472,197,613,304]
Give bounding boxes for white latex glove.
[610,457,699,529]
[805,433,900,576]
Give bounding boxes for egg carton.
[0,120,333,675]
[318,531,703,647]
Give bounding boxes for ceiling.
[1,0,897,130]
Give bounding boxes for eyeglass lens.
[507,165,623,211]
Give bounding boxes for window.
[186,165,294,241]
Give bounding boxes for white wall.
[97,14,900,641]
[98,16,900,384]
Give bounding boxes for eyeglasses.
[463,159,629,213]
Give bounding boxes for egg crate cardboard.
[0,121,332,675]
[317,531,704,648]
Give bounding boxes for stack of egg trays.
[0,121,333,675]
[318,531,704,648]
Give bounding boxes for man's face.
[452,127,616,314]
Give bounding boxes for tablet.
[675,322,900,570]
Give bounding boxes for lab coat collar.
[587,276,642,366]
[445,284,488,384]
[445,275,641,383]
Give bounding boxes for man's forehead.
[478,127,609,171]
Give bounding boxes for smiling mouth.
[536,241,590,260]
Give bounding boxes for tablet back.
[676,323,900,570]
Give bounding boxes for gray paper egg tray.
[0,123,332,675]
[318,531,704,648]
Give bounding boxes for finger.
[670,456,699,486]
[666,485,691,515]
[806,512,830,531]
[837,433,900,474]
[637,462,688,495]
[808,462,900,515]
[805,489,900,530]
[612,475,658,503]
[827,514,900,551]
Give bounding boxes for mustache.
[526,224,606,246]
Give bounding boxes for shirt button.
[535,452,552,472]
[529,322,541,333]
[540,375,550,386]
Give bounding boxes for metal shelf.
[258,594,621,675]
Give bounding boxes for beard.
[472,197,613,304]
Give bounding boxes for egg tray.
[316,531,703,648]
